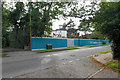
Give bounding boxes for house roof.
[54,28,67,31]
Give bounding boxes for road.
[2,46,119,78]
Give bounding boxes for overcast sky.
[52,0,92,30]
[52,17,80,30]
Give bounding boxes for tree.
[27,2,71,37]
[93,2,120,59]
[60,19,79,38]
[44,27,53,37]
[60,19,75,30]
[90,31,106,40]
[68,1,99,39]
[78,20,92,38]
[67,28,79,38]
[3,2,73,48]
[8,2,27,48]
[2,3,11,48]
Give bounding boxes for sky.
[52,1,91,30]
[52,17,80,30]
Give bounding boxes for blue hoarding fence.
[32,37,109,51]
[32,37,67,50]
[74,39,109,46]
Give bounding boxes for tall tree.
[5,2,73,48]
[93,2,120,59]
[78,20,92,38]
[27,2,71,37]
[9,2,26,48]
[68,1,99,38]
[60,19,79,38]
[60,19,75,30]
[2,2,11,48]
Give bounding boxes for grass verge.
[33,47,79,53]
[0,53,8,56]
[100,50,112,54]
[107,60,120,72]
[86,44,108,48]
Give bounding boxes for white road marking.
[87,67,105,78]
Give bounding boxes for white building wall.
[50,30,67,38]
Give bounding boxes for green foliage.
[45,27,53,36]
[2,2,71,48]
[62,36,66,38]
[93,2,120,59]
[8,2,29,48]
[67,1,98,39]
[0,54,8,56]
[100,50,112,54]
[28,2,71,37]
[78,20,92,38]
[67,28,79,38]
[90,31,105,40]
[107,60,120,71]
[2,5,11,48]
[60,19,79,38]
[2,37,6,48]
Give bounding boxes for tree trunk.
[84,30,87,39]
[111,40,120,60]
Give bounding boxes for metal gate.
[67,39,74,47]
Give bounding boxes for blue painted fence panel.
[74,39,79,46]
[32,38,67,50]
[80,39,100,46]
[74,39,109,46]
[32,37,109,50]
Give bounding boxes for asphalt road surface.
[2,45,119,78]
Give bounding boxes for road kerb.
[91,55,120,74]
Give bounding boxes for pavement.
[93,52,113,64]
[3,47,24,52]
[2,45,119,78]
[92,52,120,78]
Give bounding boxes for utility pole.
[29,2,32,50]
[30,11,32,50]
